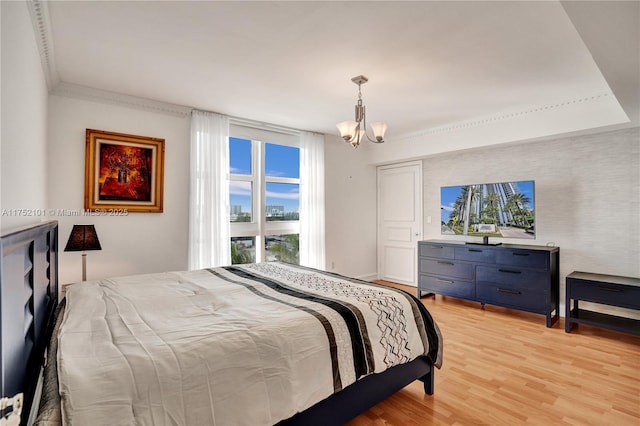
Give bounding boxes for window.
[231,236,256,264]
[265,234,299,264]
[229,136,300,264]
[229,138,253,222]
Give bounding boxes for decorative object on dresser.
[85,129,165,213]
[565,271,640,336]
[418,240,560,327]
[64,224,101,281]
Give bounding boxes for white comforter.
[58,263,440,425]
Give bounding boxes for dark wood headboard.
[0,221,58,422]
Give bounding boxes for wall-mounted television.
[441,180,535,240]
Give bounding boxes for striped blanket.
[58,263,442,426]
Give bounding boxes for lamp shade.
[336,120,358,140]
[64,225,102,252]
[369,122,388,141]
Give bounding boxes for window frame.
[228,132,300,263]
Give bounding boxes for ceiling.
[39,1,639,141]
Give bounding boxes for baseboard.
[355,273,379,282]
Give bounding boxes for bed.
[1,221,442,425]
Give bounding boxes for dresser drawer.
[496,249,548,269]
[419,243,455,259]
[455,246,496,263]
[419,258,474,280]
[417,240,560,327]
[477,265,548,292]
[568,279,640,310]
[477,284,547,313]
[419,274,475,299]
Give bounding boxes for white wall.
[48,95,191,284]
[0,0,49,232]
[421,127,640,316]
[48,96,374,286]
[324,135,378,280]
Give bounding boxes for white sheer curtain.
[299,131,326,269]
[188,110,231,269]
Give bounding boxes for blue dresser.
[418,240,560,327]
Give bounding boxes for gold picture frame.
[84,129,165,213]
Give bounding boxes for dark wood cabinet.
[418,240,560,327]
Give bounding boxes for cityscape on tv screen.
[440,180,535,239]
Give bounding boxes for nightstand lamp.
[64,225,102,281]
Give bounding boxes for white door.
[377,161,422,286]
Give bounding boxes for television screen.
[440,180,535,239]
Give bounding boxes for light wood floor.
[348,282,640,426]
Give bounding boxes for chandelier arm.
[355,122,362,147]
[345,121,361,146]
[361,106,384,144]
[365,131,384,143]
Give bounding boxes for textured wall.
[422,126,639,317]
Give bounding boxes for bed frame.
[281,355,433,425]
[0,221,58,424]
[0,221,433,425]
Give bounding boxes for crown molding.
[50,82,193,117]
[27,0,60,89]
[26,0,191,117]
[368,90,628,165]
[26,0,618,138]
[395,92,615,141]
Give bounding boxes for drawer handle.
[512,252,530,257]
[437,261,454,266]
[468,249,483,253]
[597,286,623,293]
[498,269,522,274]
[435,278,455,284]
[498,288,522,295]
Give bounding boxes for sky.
[229,137,300,214]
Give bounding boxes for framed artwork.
[84,129,165,213]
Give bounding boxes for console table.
[418,240,560,327]
[565,271,640,336]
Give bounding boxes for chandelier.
[336,75,388,148]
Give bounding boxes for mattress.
[56,263,442,425]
